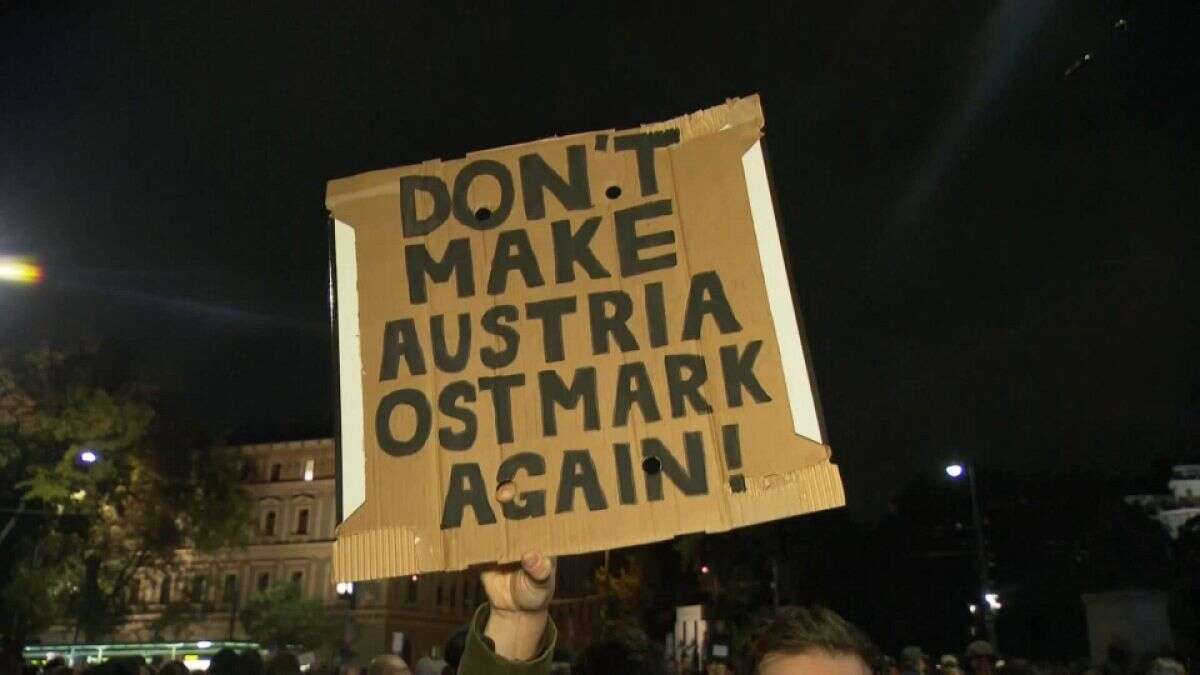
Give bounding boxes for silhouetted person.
[574,624,665,675]
[263,652,301,675]
[156,661,190,675]
[367,655,412,675]
[206,649,238,675]
[237,650,263,675]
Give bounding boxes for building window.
[296,509,309,535]
[462,579,472,608]
[191,576,206,602]
[436,579,444,606]
[291,571,304,589]
[257,572,271,592]
[406,577,418,604]
[270,463,282,482]
[448,581,456,608]
[304,458,315,481]
[224,574,238,602]
[264,511,276,536]
[128,579,141,605]
[159,576,172,605]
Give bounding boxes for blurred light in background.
[0,258,43,284]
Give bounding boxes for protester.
[1144,657,1185,675]
[573,624,664,675]
[237,650,264,675]
[458,551,556,674]
[739,606,880,675]
[263,653,301,675]
[900,646,929,674]
[442,628,468,675]
[368,655,413,675]
[940,654,964,675]
[965,641,997,675]
[156,662,189,675]
[206,649,238,675]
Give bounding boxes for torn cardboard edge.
[333,458,844,582]
[327,94,845,582]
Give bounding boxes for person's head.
[207,649,239,675]
[999,659,1039,675]
[263,652,300,675]
[366,655,412,675]
[574,624,664,675]
[742,606,880,675]
[939,654,963,675]
[237,650,263,675]
[443,627,468,674]
[964,641,996,674]
[900,646,927,672]
[1145,657,1186,675]
[156,661,190,675]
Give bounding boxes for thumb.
[520,551,554,584]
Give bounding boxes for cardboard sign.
[327,95,844,581]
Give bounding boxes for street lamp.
[945,461,998,649]
[0,258,43,285]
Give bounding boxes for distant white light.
[303,458,314,482]
[945,464,965,478]
[700,565,710,574]
[969,603,978,614]
[80,450,99,464]
[195,641,213,649]
[411,575,418,582]
[336,582,347,595]
[985,593,1002,610]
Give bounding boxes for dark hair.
[157,661,191,675]
[741,606,880,674]
[263,652,301,675]
[237,650,264,675]
[574,624,665,675]
[207,648,239,675]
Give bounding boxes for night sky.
[2,2,1195,515]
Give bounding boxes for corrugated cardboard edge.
[328,94,847,583]
[333,460,843,582]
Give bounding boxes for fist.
[481,551,556,614]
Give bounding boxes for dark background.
[2,1,1196,521]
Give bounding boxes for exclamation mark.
[722,424,746,493]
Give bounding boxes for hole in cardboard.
[495,480,516,503]
[475,206,492,222]
[641,456,662,475]
[605,185,622,200]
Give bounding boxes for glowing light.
[195,641,213,649]
[336,581,354,596]
[0,259,42,284]
[985,593,1002,610]
[80,450,99,464]
[411,575,419,582]
[945,463,965,478]
[969,603,978,614]
[700,565,710,574]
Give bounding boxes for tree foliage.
[0,343,252,640]
[240,582,338,650]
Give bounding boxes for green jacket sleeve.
[459,604,557,675]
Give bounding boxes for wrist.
[484,606,549,661]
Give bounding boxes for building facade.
[1126,464,1200,539]
[41,438,602,666]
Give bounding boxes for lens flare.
[0,259,43,284]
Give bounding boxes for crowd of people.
[1,552,1190,675]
